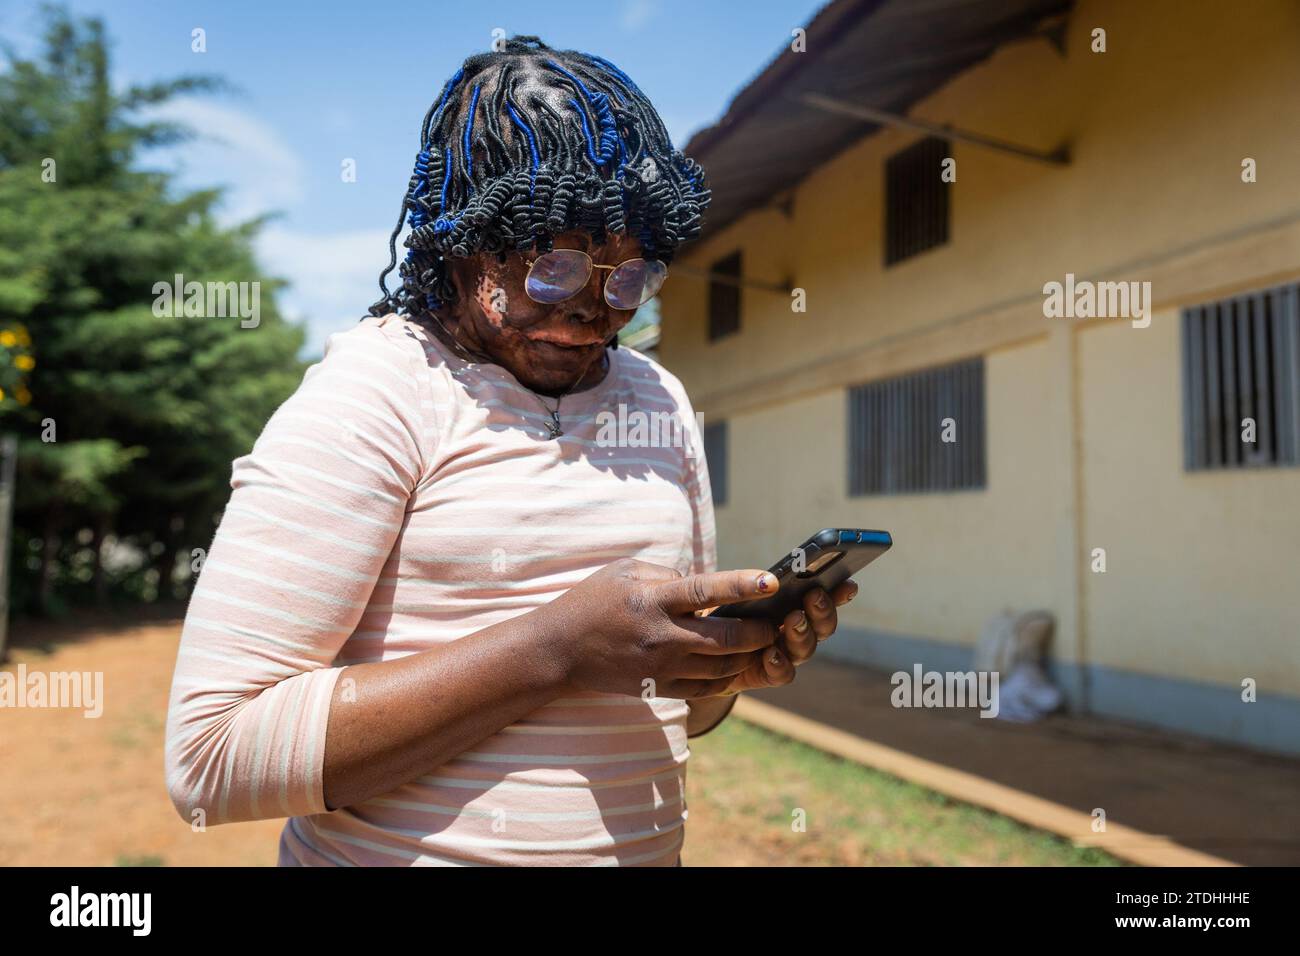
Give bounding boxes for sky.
[2,0,825,354]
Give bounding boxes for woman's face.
[443,230,644,395]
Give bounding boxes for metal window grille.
[848,357,985,495]
[885,136,950,266]
[703,420,728,506]
[1182,283,1300,470]
[707,251,742,340]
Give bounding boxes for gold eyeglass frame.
[523,250,668,310]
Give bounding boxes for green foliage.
[0,7,306,614]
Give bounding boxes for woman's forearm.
[321,603,573,810]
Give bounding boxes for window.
[1182,283,1300,470]
[702,420,728,506]
[885,136,950,266]
[707,251,742,341]
[848,357,985,495]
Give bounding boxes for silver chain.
[426,314,605,440]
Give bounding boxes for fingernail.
[756,573,774,592]
[793,612,809,634]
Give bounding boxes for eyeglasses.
[524,249,668,311]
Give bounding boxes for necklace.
[523,350,612,438]
[426,314,608,441]
[533,391,567,439]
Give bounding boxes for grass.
[682,717,1125,866]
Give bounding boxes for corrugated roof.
[684,0,1074,239]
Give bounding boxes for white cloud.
[144,98,306,225]
[256,225,396,355]
[621,0,658,31]
[320,107,356,135]
[138,99,380,354]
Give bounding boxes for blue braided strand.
[424,67,465,140]
[583,53,644,97]
[439,145,455,219]
[462,85,482,181]
[548,60,621,167]
[505,101,541,195]
[568,97,601,167]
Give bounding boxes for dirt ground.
[0,615,1113,866]
[0,617,787,867]
[0,616,783,866]
[0,617,284,866]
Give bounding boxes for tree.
[0,7,306,614]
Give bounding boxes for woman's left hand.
[713,580,859,694]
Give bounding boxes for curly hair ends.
[369,36,711,321]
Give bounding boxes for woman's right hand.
[545,558,783,699]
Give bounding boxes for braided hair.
[369,36,711,321]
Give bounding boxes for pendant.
[545,411,563,439]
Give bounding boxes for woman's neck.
[543,350,611,397]
[424,313,612,397]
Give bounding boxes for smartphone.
[710,528,892,622]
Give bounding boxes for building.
[656,0,1300,755]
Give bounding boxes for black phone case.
[711,528,892,622]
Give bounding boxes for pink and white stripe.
[165,312,715,865]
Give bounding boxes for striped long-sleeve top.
[164,312,716,866]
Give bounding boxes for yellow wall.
[658,0,1300,696]
[1079,310,1300,691]
[716,337,1062,644]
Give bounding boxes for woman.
[164,36,856,866]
